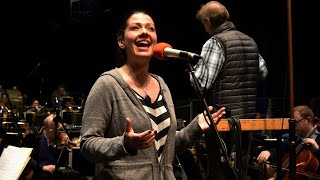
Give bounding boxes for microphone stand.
[53,107,70,147]
[187,62,238,180]
[49,105,61,177]
[275,131,283,180]
[52,106,70,170]
[288,118,296,180]
[25,62,41,81]
[25,61,49,106]
[53,107,61,149]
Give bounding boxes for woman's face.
[118,13,157,62]
[32,100,40,107]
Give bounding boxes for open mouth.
[135,40,150,47]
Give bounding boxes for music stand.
[60,96,73,108]
[62,112,83,127]
[24,112,36,127]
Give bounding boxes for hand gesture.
[198,106,226,131]
[124,117,157,153]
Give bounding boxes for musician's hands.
[42,164,56,174]
[198,106,226,131]
[257,150,271,164]
[302,138,319,151]
[124,118,157,153]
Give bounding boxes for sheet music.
[0,145,33,180]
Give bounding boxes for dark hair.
[116,9,151,40]
[115,9,153,67]
[31,98,39,104]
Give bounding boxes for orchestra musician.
[51,84,69,110]
[256,105,320,178]
[38,114,70,179]
[24,98,51,132]
[27,98,44,114]
[60,100,79,115]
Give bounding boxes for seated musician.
[59,101,80,122]
[257,105,320,164]
[27,98,45,114]
[38,114,70,180]
[62,101,79,113]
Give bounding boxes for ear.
[118,39,125,49]
[306,116,313,124]
[204,18,211,25]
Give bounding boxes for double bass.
[279,122,320,179]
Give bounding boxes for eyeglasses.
[295,118,305,124]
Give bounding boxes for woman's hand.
[124,118,157,153]
[198,106,226,131]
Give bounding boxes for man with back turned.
[191,1,268,179]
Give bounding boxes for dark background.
[1,0,319,115]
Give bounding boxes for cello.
[279,122,320,179]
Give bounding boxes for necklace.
[134,75,152,105]
[124,67,152,104]
[137,75,151,104]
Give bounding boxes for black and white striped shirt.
[137,93,171,162]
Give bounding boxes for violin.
[55,132,80,166]
[56,132,80,150]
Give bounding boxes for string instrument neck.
[295,123,319,154]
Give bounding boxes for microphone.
[153,42,202,60]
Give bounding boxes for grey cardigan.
[80,68,204,180]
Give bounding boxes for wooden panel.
[216,118,290,131]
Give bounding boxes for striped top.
[136,92,171,162]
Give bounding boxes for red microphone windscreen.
[153,42,172,60]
